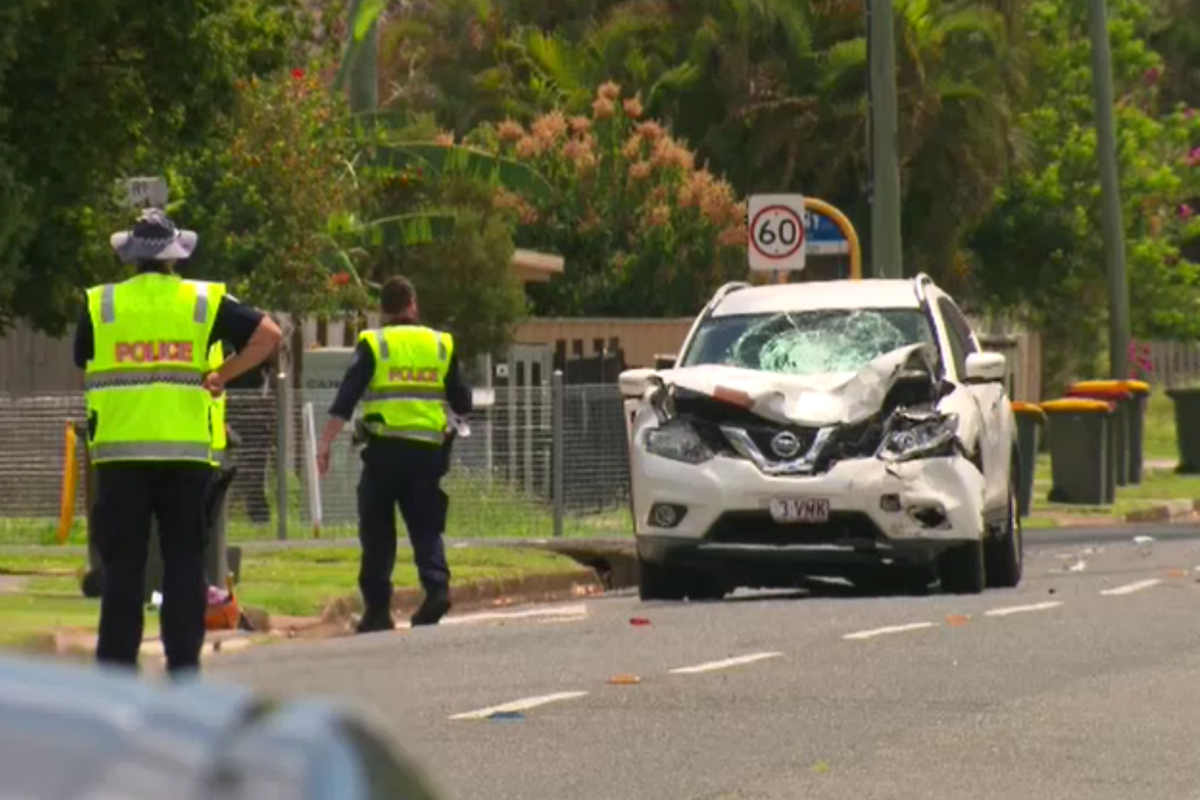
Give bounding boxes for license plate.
[768,497,830,524]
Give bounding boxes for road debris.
[608,674,642,685]
[487,711,525,721]
[630,617,652,626]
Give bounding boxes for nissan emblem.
[770,431,802,459]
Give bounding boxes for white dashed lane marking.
[842,622,937,641]
[449,691,589,720]
[984,601,1063,617]
[668,652,784,674]
[1100,579,1162,596]
[440,604,589,627]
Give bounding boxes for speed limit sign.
[748,194,806,272]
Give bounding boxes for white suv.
[619,275,1021,600]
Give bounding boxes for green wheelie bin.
[1068,379,1151,485]
[1066,381,1132,488]
[1167,386,1200,475]
[1010,401,1045,518]
[1040,398,1116,506]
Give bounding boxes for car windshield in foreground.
[680,308,938,376]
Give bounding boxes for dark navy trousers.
[357,438,451,614]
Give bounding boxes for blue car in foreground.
[0,653,441,800]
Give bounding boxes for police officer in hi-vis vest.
[73,209,281,675]
[317,276,473,632]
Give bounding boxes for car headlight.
[877,412,959,462]
[643,421,713,465]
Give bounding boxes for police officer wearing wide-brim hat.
[73,208,282,676]
[316,276,473,633]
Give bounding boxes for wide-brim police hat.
[110,208,198,264]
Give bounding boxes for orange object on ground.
[608,674,642,685]
[205,580,241,631]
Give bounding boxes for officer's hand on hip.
[203,372,225,398]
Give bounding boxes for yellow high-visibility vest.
[209,340,227,463]
[359,325,453,444]
[83,273,224,465]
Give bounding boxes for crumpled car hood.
[657,343,937,427]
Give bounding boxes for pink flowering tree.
[472,81,748,317]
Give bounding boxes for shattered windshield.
[680,308,939,376]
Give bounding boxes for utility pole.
[1086,0,1131,379]
[867,0,904,279]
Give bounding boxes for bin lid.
[1010,401,1045,420]
[1067,379,1144,398]
[1040,398,1115,414]
[1067,385,1131,401]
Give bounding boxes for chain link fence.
[0,382,633,546]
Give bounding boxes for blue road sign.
[804,210,849,256]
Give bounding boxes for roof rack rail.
[709,281,752,308]
[913,273,934,304]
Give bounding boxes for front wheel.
[637,558,688,601]
[939,540,986,595]
[985,474,1023,588]
[637,559,727,602]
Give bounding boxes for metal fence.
[0,381,633,546]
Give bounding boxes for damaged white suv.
[620,275,1021,600]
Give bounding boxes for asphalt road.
[210,527,1200,800]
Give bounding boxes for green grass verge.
[0,546,583,650]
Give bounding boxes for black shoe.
[355,609,396,634]
[410,586,451,627]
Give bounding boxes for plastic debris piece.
[1067,561,1086,573]
[608,674,641,685]
[630,617,651,626]
[812,761,831,774]
[1133,535,1155,545]
[945,614,971,627]
[487,711,525,721]
[1168,569,1187,578]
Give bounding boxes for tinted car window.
[681,308,938,376]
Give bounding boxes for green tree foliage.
[969,0,1200,383]
[168,67,358,319]
[0,0,310,334]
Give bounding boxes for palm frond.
[367,144,556,201]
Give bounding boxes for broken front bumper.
[631,449,987,568]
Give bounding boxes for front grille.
[705,511,884,546]
[743,424,819,460]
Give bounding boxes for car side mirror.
[619,368,657,399]
[964,351,1006,384]
[654,353,677,370]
